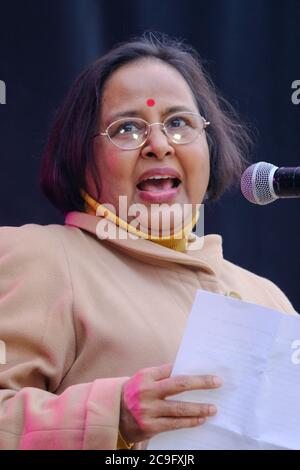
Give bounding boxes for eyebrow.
[105,105,195,126]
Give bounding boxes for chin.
[142,203,194,238]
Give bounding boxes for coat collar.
[64,211,224,277]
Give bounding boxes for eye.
[113,120,144,137]
[165,115,191,129]
[120,122,137,134]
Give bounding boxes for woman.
[0,33,296,450]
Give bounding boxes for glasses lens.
[164,112,204,144]
[107,118,148,149]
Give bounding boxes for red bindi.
[146,98,155,107]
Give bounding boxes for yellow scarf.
[81,190,199,253]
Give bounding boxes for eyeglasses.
[93,111,210,150]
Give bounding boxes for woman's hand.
[119,363,223,444]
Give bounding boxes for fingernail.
[213,376,223,387]
[208,405,217,415]
[198,417,205,424]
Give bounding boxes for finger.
[150,416,206,434]
[156,374,223,398]
[157,400,217,418]
[147,363,173,381]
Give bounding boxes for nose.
[140,123,175,160]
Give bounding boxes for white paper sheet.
[147,290,300,450]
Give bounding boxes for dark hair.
[39,31,252,214]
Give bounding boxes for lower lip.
[136,185,181,203]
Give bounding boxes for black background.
[0,0,299,310]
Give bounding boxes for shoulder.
[222,258,297,315]
[0,223,64,254]
[0,223,76,278]
[0,222,85,250]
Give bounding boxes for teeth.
[143,175,175,181]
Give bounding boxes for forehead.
[100,59,197,121]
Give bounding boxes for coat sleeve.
[0,225,128,450]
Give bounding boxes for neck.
[81,190,199,253]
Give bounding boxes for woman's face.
[88,58,210,233]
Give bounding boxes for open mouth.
[136,176,181,193]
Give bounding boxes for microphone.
[241,162,300,205]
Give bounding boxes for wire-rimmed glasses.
[93,111,210,150]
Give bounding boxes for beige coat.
[0,211,296,449]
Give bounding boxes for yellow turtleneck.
[81,190,199,253]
